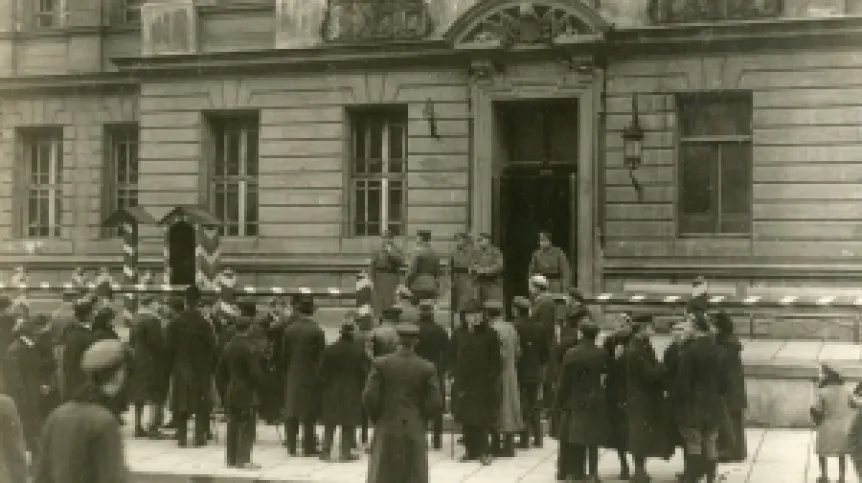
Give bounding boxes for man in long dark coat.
[166,286,217,447]
[407,230,441,305]
[414,299,448,450]
[319,321,368,462]
[554,320,609,482]
[61,300,97,402]
[282,294,326,456]
[603,313,634,480]
[368,232,404,319]
[512,296,549,449]
[676,312,727,483]
[4,316,51,456]
[219,313,264,469]
[128,296,168,438]
[451,300,501,465]
[363,322,442,483]
[450,233,476,328]
[529,277,557,411]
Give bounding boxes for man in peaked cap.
[414,299,448,450]
[407,229,441,307]
[363,320,442,483]
[32,338,130,483]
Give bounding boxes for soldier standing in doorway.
[407,230,441,306]
[528,231,570,295]
[472,233,504,304]
[450,233,477,329]
[368,233,404,320]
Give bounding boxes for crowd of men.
[0,229,751,483]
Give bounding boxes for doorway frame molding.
[469,59,599,294]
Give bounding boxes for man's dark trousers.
[519,382,542,446]
[463,425,490,459]
[226,408,257,466]
[285,417,317,454]
[322,424,356,458]
[175,410,210,446]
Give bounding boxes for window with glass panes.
[677,92,753,236]
[350,109,407,237]
[105,125,139,235]
[35,0,60,28]
[21,129,63,238]
[122,0,142,24]
[210,115,259,237]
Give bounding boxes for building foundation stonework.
[0,0,861,320]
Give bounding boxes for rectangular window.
[350,108,408,237]
[209,114,259,237]
[122,0,142,24]
[35,0,60,28]
[20,128,63,238]
[677,92,753,236]
[104,124,139,236]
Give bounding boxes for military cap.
[483,300,504,311]
[478,232,492,240]
[418,300,436,312]
[381,305,403,321]
[512,296,531,309]
[81,339,125,373]
[185,284,201,301]
[530,275,549,289]
[95,306,116,324]
[395,322,420,337]
[461,299,482,314]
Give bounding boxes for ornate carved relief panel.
[321,0,435,43]
[648,0,783,23]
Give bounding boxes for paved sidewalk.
[124,424,858,483]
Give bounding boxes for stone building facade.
[1,0,862,302]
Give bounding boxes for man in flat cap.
[364,322,442,483]
[218,311,265,469]
[487,300,523,458]
[449,232,477,329]
[32,339,130,483]
[472,233,504,305]
[368,232,405,320]
[414,299,448,450]
[165,284,218,447]
[281,293,326,456]
[512,295,549,449]
[61,299,97,402]
[451,299,501,465]
[318,320,368,462]
[407,230,441,306]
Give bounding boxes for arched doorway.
[168,221,196,286]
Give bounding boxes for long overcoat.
[369,248,404,318]
[716,333,748,462]
[127,310,168,405]
[218,329,265,410]
[625,334,671,458]
[450,244,477,313]
[555,339,610,445]
[166,308,217,414]
[603,331,631,450]
[451,324,501,427]
[407,246,441,301]
[319,335,368,427]
[363,350,442,483]
[61,322,97,401]
[4,334,46,449]
[491,320,523,434]
[282,315,326,420]
[674,334,726,431]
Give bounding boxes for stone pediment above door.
[446,0,609,49]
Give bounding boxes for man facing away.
[363,322,442,483]
[407,230,441,306]
[414,299,448,450]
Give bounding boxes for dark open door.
[168,221,196,286]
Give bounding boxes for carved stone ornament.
[469,59,504,81]
[648,0,783,24]
[321,0,435,43]
[460,2,590,48]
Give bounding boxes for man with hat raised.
[414,299,449,450]
[368,232,405,320]
[363,321,442,483]
[450,299,501,465]
[318,318,368,462]
[165,284,218,448]
[281,293,326,456]
[406,230,441,306]
[32,339,130,483]
[472,233,504,305]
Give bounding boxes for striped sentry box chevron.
[355,271,373,330]
[195,226,220,292]
[120,221,138,322]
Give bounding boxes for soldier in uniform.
[472,233,504,304]
[368,232,405,320]
[281,294,326,456]
[529,276,558,412]
[219,312,264,469]
[363,322,442,483]
[414,299,448,450]
[407,230,441,306]
[33,339,130,483]
[512,296,549,449]
[528,231,571,296]
[449,232,477,328]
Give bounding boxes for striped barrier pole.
[356,271,373,329]
[120,221,138,321]
[11,266,27,310]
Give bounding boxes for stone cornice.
[603,260,862,280]
[0,73,139,97]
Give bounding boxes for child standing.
[811,364,855,483]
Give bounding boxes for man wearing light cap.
[363,322,442,483]
[32,339,130,483]
[407,230,441,306]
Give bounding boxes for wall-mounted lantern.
[622,94,645,201]
[424,98,439,138]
